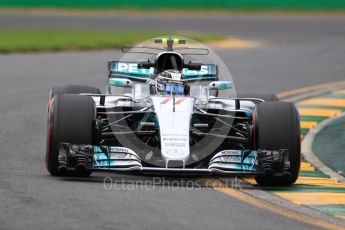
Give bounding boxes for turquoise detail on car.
[108,78,130,87]
[218,81,232,90]
[109,61,218,82]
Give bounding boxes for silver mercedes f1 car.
[45,37,301,186]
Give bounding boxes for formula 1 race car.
[45,37,301,186]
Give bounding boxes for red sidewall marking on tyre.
[45,99,53,170]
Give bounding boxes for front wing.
[58,143,290,177]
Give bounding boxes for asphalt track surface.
[1,12,345,230]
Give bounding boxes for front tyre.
[238,93,278,104]
[254,102,301,186]
[46,94,96,177]
[48,85,100,112]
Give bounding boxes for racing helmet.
[156,70,188,95]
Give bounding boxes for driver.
[149,70,189,95]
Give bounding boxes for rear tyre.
[254,102,301,186]
[238,93,278,104]
[46,94,96,177]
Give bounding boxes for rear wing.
[108,61,218,83]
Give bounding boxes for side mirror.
[208,81,233,90]
[133,84,150,101]
[190,85,209,104]
[108,78,133,88]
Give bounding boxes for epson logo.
[110,147,129,153]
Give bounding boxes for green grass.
[1,0,345,10]
[0,29,225,53]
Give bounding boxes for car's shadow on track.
[55,172,256,189]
